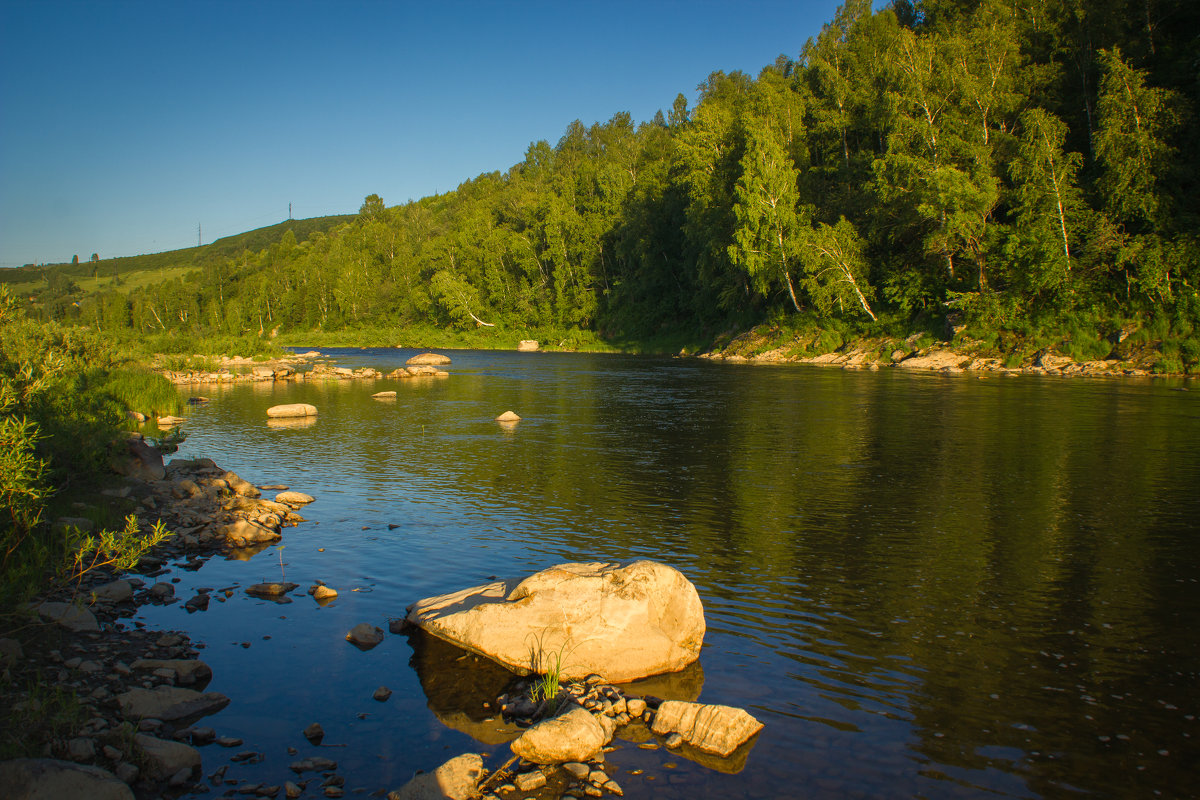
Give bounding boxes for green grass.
[96,367,181,417]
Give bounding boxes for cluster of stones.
[1,442,340,798]
[0,613,236,800]
[163,352,323,385]
[111,448,314,552]
[708,328,1168,378]
[386,674,762,800]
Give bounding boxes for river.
[136,348,1200,799]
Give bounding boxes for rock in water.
[649,700,763,757]
[219,519,281,547]
[346,623,384,650]
[494,410,521,422]
[246,582,299,599]
[387,753,481,800]
[405,560,705,683]
[404,352,452,366]
[276,491,315,505]
[0,758,134,800]
[510,706,607,764]
[266,403,318,419]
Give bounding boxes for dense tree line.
[42,0,1200,348]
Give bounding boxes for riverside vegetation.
[3,0,1199,374]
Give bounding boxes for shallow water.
[135,349,1200,798]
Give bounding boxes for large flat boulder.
[405,561,705,683]
[0,758,133,800]
[266,403,318,418]
[115,686,230,721]
[405,352,452,366]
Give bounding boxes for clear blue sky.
[0,0,847,267]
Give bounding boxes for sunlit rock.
[406,560,705,683]
[387,752,481,800]
[405,352,452,366]
[649,700,763,758]
[266,403,318,418]
[495,411,521,422]
[511,707,606,764]
[346,623,384,650]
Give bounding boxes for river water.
[136,348,1200,799]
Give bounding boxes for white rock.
[649,700,764,757]
[406,560,705,683]
[405,352,452,366]
[511,707,607,764]
[266,403,318,418]
[387,753,481,800]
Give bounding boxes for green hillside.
[0,215,354,292]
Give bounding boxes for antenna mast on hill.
[198,223,202,247]
[289,203,293,220]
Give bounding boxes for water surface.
[136,349,1200,798]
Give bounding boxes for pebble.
[372,686,392,702]
[514,771,547,791]
[303,722,325,743]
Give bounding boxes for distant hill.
[0,214,355,290]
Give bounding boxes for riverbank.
[0,451,324,799]
[698,325,1197,380]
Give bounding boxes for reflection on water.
[133,350,1200,799]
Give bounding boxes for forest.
[15,0,1200,369]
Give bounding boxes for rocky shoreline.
[701,330,1194,380]
[162,351,451,386]
[3,430,756,800]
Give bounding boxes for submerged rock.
[246,582,299,599]
[346,623,384,650]
[649,700,763,757]
[405,560,705,683]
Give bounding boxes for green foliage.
[96,368,181,418]
[529,635,572,714]
[0,678,86,759]
[70,516,172,589]
[7,1,1200,360]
